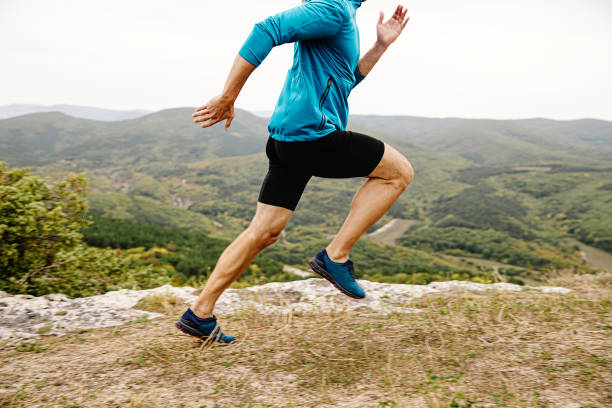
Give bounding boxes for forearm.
[220,54,257,102]
[357,42,388,77]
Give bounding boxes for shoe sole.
[308,256,366,299]
[175,319,235,345]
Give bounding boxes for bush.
[0,162,90,291]
[0,162,171,297]
[18,244,172,298]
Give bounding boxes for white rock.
[282,265,313,278]
[0,279,571,344]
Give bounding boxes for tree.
[0,162,173,297]
[0,162,91,292]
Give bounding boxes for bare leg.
[325,142,414,263]
[191,202,293,318]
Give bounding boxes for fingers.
[393,5,402,19]
[192,108,210,119]
[392,5,409,31]
[224,116,234,131]
[388,5,407,25]
[200,117,223,129]
[192,105,208,117]
[378,11,384,25]
[192,95,235,129]
[401,15,410,29]
[193,112,214,123]
[192,108,233,129]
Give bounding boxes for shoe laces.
[346,260,356,280]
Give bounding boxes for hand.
[192,94,235,130]
[376,5,410,48]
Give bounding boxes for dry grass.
[0,274,610,408]
[133,292,186,316]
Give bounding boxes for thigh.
[307,130,386,179]
[258,138,312,211]
[249,200,294,234]
[365,141,412,180]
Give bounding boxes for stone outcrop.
[0,279,571,344]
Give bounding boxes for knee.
[248,224,283,249]
[393,157,414,190]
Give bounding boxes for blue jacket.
[239,0,365,141]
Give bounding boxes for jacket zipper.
[318,77,333,130]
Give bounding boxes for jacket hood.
[304,0,362,9]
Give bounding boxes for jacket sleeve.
[238,0,347,67]
[352,65,366,88]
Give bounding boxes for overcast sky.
[1,0,611,120]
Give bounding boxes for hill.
[3,110,611,169]
[1,273,609,407]
[349,115,612,165]
[1,109,611,284]
[0,108,269,167]
[0,103,152,121]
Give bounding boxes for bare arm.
[357,5,410,78]
[192,54,256,130]
[193,0,345,130]
[357,42,388,77]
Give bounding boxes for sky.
[1,0,611,120]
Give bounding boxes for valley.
[1,108,611,288]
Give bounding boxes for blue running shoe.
[175,308,236,345]
[308,248,366,299]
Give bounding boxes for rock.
[282,265,313,277]
[42,293,71,302]
[0,279,571,345]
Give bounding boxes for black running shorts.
[258,129,386,211]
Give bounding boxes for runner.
[176,0,414,344]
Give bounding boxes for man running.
[176,0,414,344]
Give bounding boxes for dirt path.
[365,218,417,245]
[567,237,612,272]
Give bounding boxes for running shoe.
[175,308,236,345]
[308,248,366,299]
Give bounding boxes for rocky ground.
[1,278,570,345]
[1,275,609,408]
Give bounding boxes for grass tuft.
[133,292,185,315]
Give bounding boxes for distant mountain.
[0,104,152,121]
[0,108,269,167]
[250,110,273,118]
[2,109,611,169]
[2,107,610,276]
[349,115,612,165]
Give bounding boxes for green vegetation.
[0,162,88,281]
[0,108,269,168]
[86,190,217,234]
[260,225,491,284]
[430,185,532,239]
[82,214,498,285]
[0,162,173,297]
[0,161,302,297]
[349,115,612,166]
[398,227,574,272]
[1,109,611,292]
[394,163,609,275]
[81,214,295,285]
